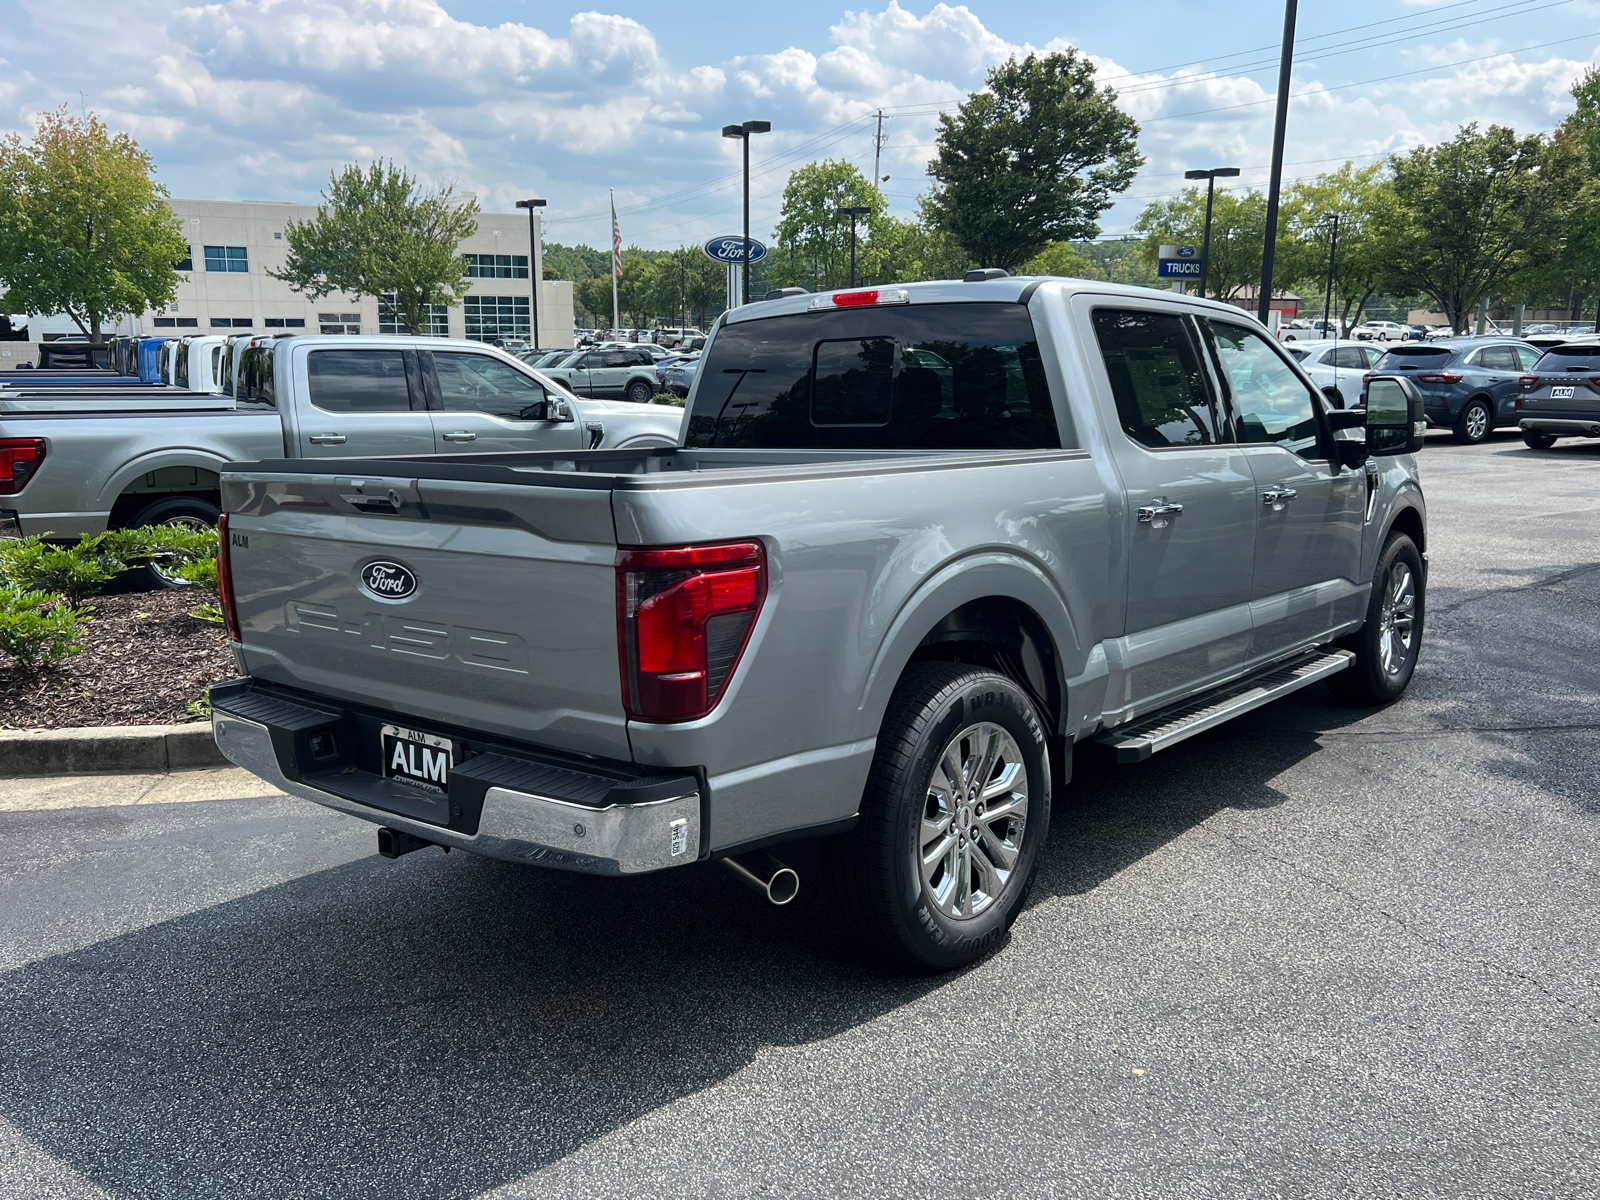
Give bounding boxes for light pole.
[1322,213,1340,336]
[837,205,870,288]
[722,119,771,305]
[514,197,547,348]
[1258,0,1299,323]
[1183,167,1240,301]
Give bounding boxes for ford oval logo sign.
[360,560,418,600]
[701,236,767,265]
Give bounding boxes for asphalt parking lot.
[1,431,1596,1200]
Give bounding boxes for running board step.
[1096,649,1354,763]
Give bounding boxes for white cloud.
[0,0,1594,248]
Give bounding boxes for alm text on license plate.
[1552,385,1576,398]
[381,724,454,793]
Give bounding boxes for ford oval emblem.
[360,560,418,600]
[701,235,768,265]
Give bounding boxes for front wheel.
[1522,430,1558,450]
[1327,532,1425,706]
[1453,398,1492,444]
[822,662,1051,971]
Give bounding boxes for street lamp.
[1183,167,1240,301]
[836,205,871,288]
[721,119,771,305]
[514,197,547,348]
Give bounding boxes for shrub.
[0,536,117,606]
[0,585,89,668]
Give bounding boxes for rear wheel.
[1327,532,1425,706]
[1452,398,1492,444]
[1522,430,1558,450]
[822,662,1051,971]
[125,495,220,590]
[625,379,654,404]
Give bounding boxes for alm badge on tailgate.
[360,560,418,600]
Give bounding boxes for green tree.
[1133,187,1268,303]
[1278,162,1399,333]
[272,160,480,335]
[1536,71,1600,329]
[0,107,187,343]
[765,160,891,291]
[1379,124,1585,333]
[925,51,1142,272]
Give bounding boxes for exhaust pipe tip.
[721,850,800,906]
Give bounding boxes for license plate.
[381,724,454,793]
[1552,385,1576,398]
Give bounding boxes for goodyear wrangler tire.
[823,662,1051,971]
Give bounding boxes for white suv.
[1356,320,1408,342]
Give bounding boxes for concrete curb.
[0,722,225,778]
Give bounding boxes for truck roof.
[724,275,1273,326]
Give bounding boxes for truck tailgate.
[225,470,629,760]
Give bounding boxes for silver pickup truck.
[210,278,1428,969]
[0,335,682,541]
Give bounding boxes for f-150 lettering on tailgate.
[285,601,529,674]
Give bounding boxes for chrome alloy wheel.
[1465,403,1490,441]
[149,514,213,586]
[1378,561,1417,677]
[919,722,1030,921]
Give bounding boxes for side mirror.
[1366,376,1425,455]
[521,396,573,422]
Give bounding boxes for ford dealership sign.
[702,236,768,265]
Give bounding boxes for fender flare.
[96,448,232,511]
[856,549,1086,737]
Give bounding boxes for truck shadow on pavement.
[0,691,1381,1199]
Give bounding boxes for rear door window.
[430,351,549,418]
[683,301,1061,450]
[1477,346,1520,371]
[307,350,414,412]
[1330,347,1370,370]
[1090,308,1223,447]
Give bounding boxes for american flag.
[611,191,622,279]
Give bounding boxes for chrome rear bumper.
[213,710,701,876]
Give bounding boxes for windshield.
[1374,346,1451,369]
[684,301,1062,451]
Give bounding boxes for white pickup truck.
[0,335,683,545]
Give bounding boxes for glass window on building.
[264,318,307,328]
[464,295,530,341]
[204,245,249,273]
[378,294,449,335]
[174,245,193,272]
[465,254,529,279]
[317,312,363,335]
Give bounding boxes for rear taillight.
[216,512,241,643]
[616,540,767,722]
[1519,375,1538,390]
[1362,372,1377,382]
[0,439,46,495]
[1416,373,1462,384]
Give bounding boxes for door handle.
[308,433,346,445]
[1261,485,1298,506]
[1137,499,1184,525]
[442,430,477,442]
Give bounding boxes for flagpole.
[610,189,621,332]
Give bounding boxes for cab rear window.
[683,302,1065,450]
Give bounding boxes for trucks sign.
[1157,244,1202,280]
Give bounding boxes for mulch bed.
[0,588,234,729]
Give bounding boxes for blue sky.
[1,0,1596,252]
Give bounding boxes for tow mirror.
[521,396,573,422]
[1366,376,1425,455]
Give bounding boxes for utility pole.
[1258,0,1299,325]
[872,110,886,187]
[1322,213,1339,336]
